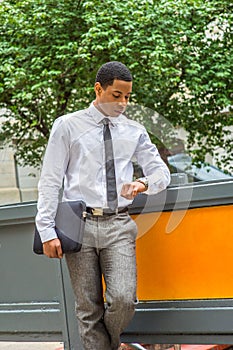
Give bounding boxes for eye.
[112,94,120,99]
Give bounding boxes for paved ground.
[0,343,64,350]
[0,344,225,350]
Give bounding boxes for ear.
[94,82,103,96]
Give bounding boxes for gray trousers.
[65,212,138,350]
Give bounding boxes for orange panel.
[134,205,233,301]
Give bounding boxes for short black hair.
[95,61,132,89]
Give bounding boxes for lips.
[114,109,124,114]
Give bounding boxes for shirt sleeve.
[35,117,70,243]
[134,129,171,195]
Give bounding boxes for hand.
[120,181,147,200]
[43,238,63,259]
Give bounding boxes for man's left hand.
[120,181,147,200]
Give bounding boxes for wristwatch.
[136,177,149,190]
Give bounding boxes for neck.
[93,100,108,116]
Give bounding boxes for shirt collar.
[88,102,105,124]
[88,102,126,125]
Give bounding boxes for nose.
[118,97,128,107]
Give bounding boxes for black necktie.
[103,118,118,211]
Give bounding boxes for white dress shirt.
[36,103,170,242]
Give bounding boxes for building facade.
[0,145,40,206]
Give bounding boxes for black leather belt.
[86,207,128,216]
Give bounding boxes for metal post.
[58,259,83,350]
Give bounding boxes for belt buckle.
[92,208,103,216]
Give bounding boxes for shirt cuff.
[39,227,58,243]
[147,171,170,194]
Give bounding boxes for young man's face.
[94,79,132,117]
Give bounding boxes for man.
[36,61,170,350]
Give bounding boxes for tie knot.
[102,118,109,126]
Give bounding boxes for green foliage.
[0,0,232,170]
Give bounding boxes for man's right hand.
[43,238,63,259]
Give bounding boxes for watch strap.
[136,177,148,190]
